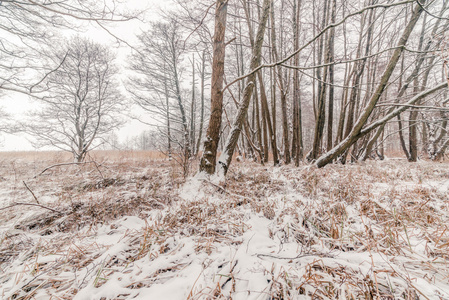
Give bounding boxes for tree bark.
[307,0,329,162]
[190,54,196,156]
[217,0,271,176]
[270,1,291,164]
[258,71,278,164]
[326,0,336,152]
[164,74,172,160]
[199,0,228,174]
[196,50,206,155]
[292,0,303,165]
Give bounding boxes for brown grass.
[0,150,167,163]
[1,155,449,299]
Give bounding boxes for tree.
[129,19,193,162]
[217,0,271,176]
[0,0,134,95]
[183,0,448,175]
[23,37,124,162]
[315,0,428,167]
[198,0,229,175]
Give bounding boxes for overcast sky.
[1,0,169,151]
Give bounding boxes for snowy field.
[1,152,449,299]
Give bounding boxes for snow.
[1,158,449,299]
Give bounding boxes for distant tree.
[101,132,121,150]
[23,37,125,162]
[0,108,9,131]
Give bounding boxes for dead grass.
[1,155,449,299]
[0,150,167,163]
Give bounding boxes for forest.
[1,0,449,299]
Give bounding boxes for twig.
[0,202,61,214]
[256,253,334,260]
[200,179,253,202]
[34,161,104,178]
[182,1,216,50]
[225,37,237,46]
[23,181,39,204]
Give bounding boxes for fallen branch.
[0,202,61,214]
[200,179,253,202]
[256,252,335,260]
[34,161,104,178]
[23,181,39,204]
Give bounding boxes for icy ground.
[1,154,449,299]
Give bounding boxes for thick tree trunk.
[198,0,228,174]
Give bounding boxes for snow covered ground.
[1,153,449,299]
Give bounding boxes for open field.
[0,152,449,299]
[0,150,168,163]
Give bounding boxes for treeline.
[0,0,448,177]
[135,0,448,176]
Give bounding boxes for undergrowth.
[0,157,448,299]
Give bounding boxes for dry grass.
[0,150,167,163]
[1,154,449,299]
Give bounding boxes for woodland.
[1,0,449,299]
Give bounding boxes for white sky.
[0,0,169,151]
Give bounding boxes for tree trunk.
[190,54,196,156]
[164,75,172,160]
[292,0,303,165]
[196,50,206,155]
[217,0,271,176]
[198,0,228,174]
[258,71,278,164]
[339,5,374,163]
[326,0,336,152]
[270,1,291,164]
[253,82,264,163]
[307,0,329,162]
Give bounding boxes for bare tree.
[217,0,271,176]
[128,19,193,165]
[144,0,449,176]
[315,0,428,167]
[23,37,124,162]
[0,0,135,94]
[198,0,229,175]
